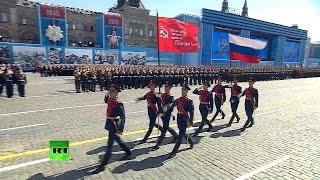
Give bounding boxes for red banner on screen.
[40,5,65,19]
[104,15,123,27]
[158,17,199,53]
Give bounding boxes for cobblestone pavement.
[0,74,320,180]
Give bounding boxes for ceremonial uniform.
[81,72,88,92]
[92,86,131,174]
[15,71,27,97]
[193,85,214,136]
[137,87,163,144]
[4,70,14,98]
[225,83,242,126]
[241,84,259,132]
[74,71,81,93]
[211,83,226,122]
[151,84,178,150]
[168,85,195,158]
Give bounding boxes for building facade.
[0,0,311,67]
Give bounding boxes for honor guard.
[81,70,88,92]
[193,81,214,136]
[167,84,195,159]
[151,81,178,151]
[210,77,226,122]
[136,80,163,144]
[92,84,131,174]
[4,67,14,98]
[240,78,259,132]
[15,69,27,97]
[225,78,242,126]
[74,70,81,93]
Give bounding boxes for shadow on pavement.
[210,128,242,138]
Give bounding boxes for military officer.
[15,69,27,97]
[210,77,226,122]
[91,84,132,174]
[192,81,214,136]
[240,78,259,132]
[151,81,178,151]
[74,70,81,93]
[167,84,195,159]
[136,80,164,144]
[4,67,14,98]
[225,77,242,126]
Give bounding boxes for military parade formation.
[92,76,260,174]
[1,63,320,175]
[0,64,27,98]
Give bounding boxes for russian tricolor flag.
[229,34,267,63]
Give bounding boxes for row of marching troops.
[91,78,258,174]
[0,64,27,98]
[70,64,320,93]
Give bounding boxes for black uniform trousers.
[141,107,164,142]
[228,96,240,124]
[81,79,88,92]
[17,81,25,97]
[100,120,131,166]
[75,80,81,93]
[6,80,13,98]
[211,96,225,121]
[194,104,213,135]
[171,114,194,154]
[242,100,255,129]
[154,114,178,147]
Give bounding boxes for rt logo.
[49,140,70,161]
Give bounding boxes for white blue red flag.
[229,34,267,63]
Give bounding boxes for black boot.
[120,151,132,161]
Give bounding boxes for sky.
[37,0,320,42]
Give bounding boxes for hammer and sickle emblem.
[160,26,169,39]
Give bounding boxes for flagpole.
[156,10,161,136]
[157,10,161,93]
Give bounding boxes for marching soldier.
[74,70,81,93]
[151,81,178,151]
[4,67,14,98]
[225,77,242,126]
[240,78,259,132]
[81,70,88,92]
[15,69,27,97]
[136,80,163,144]
[210,77,226,122]
[91,84,132,174]
[167,84,195,159]
[88,70,97,92]
[192,81,214,137]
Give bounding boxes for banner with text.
[158,17,199,53]
[38,5,67,47]
[104,14,123,50]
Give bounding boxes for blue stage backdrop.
[38,5,67,47]
[253,37,269,61]
[211,31,229,61]
[104,14,123,50]
[284,41,301,63]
